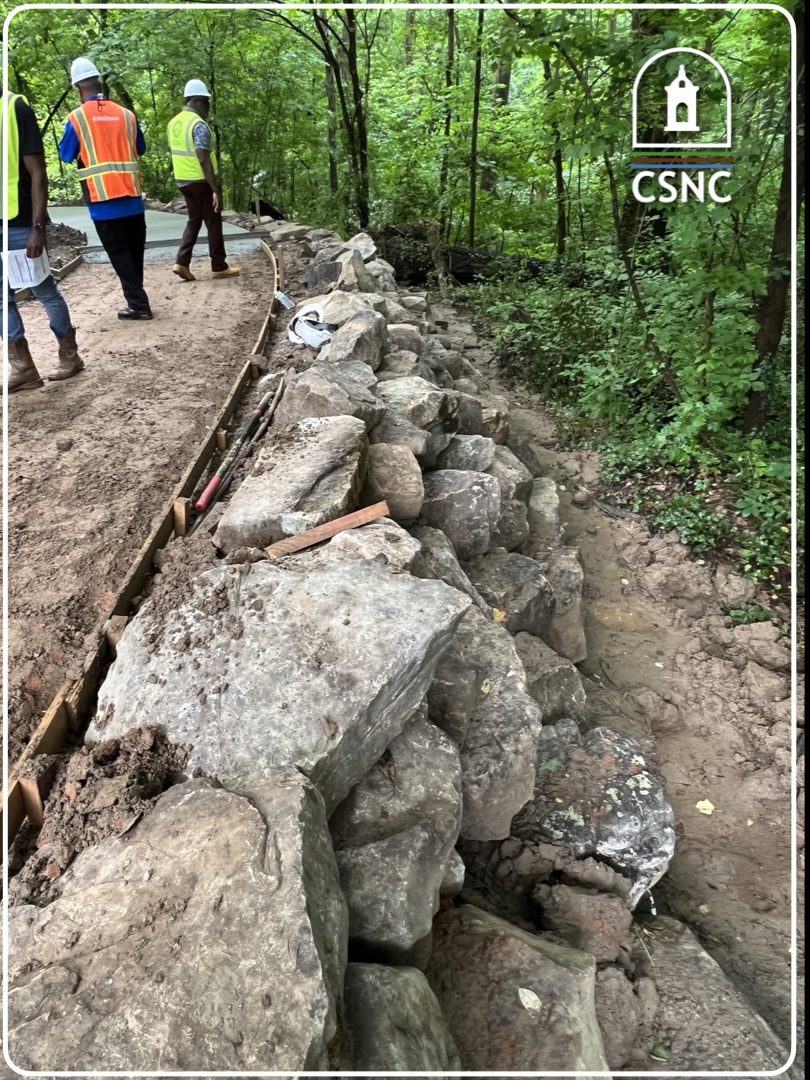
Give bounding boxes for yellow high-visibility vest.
[167,109,218,182]
[1,92,25,220]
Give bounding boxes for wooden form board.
[3,243,281,846]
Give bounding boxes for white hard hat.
[70,57,102,85]
[183,79,211,98]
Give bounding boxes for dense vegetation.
[3,2,802,595]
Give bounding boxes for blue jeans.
[1,224,73,343]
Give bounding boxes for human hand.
[212,190,220,213]
[26,227,44,259]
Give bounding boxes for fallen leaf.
[480,680,493,694]
[492,609,508,623]
[747,818,754,826]
[695,799,715,815]
[518,987,542,1013]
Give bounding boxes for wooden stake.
[173,497,190,537]
[277,244,286,289]
[215,428,229,451]
[265,502,389,559]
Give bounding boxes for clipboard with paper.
[5,248,51,290]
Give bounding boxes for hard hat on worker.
[183,79,211,99]
[70,57,102,86]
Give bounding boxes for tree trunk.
[743,4,805,430]
[481,54,511,194]
[325,63,339,195]
[468,9,485,249]
[543,59,567,258]
[439,1,455,242]
[404,9,416,66]
[345,9,370,227]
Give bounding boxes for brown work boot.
[7,338,44,393]
[173,263,195,282]
[48,327,85,382]
[212,267,240,279]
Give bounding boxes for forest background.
[3,1,803,603]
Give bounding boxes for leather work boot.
[7,337,44,393]
[48,328,85,382]
[173,263,195,282]
[212,267,240,279]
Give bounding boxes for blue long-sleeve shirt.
[59,97,147,221]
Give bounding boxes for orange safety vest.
[67,98,143,202]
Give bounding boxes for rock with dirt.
[512,719,675,905]
[369,410,433,461]
[268,222,312,242]
[526,477,563,548]
[478,393,510,444]
[288,519,421,575]
[491,498,531,552]
[425,904,609,1072]
[343,231,378,263]
[436,434,497,472]
[213,414,368,552]
[322,310,388,371]
[303,261,341,291]
[452,390,485,436]
[742,660,790,709]
[429,608,542,839]
[532,882,633,961]
[463,551,555,636]
[315,290,385,326]
[343,964,460,1072]
[366,258,398,291]
[87,560,470,815]
[331,708,462,959]
[387,323,428,357]
[514,632,586,721]
[274,359,384,432]
[375,375,452,430]
[540,547,587,663]
[361,443,424,525]
[632,916,789,1071]
[486,444,534,502]
[378,349,434,381]
[410,525,491,615]
[6,775,347,1072]
[594,967,653,1070]
[419,471,501,561]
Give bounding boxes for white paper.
[5,247,51,289]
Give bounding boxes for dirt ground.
[432,300,801,1058]
[5,251,275,763]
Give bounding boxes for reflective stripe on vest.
[1,93,24,220]
[167,110,218,182]
[67,99,142,202]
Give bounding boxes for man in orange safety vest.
[60,57,153,320]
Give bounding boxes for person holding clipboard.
[2,89,84,393]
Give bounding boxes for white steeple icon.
[665,65,700,132]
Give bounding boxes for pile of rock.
[5,224,789,1075]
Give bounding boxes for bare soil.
[46,222,86,270]
[433,301,801,1055]
[5,253,275,763]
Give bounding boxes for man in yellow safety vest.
[167,80,239,282]
[2,89,84,392]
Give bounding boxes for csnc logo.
[631,48,733,205]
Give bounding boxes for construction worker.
[168,80,239,282]
[2,89,84,392]
[60,57,153,320]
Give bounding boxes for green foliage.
[652,494,734,553]
[727,602,776,626]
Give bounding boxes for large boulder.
[410,525,491,615]
[526,477,563,548]
[632,916,789,1071]
[430,608,541,840]
[331,708,463,959]
[512,718,675,905]
[436,434,497,473]
[362,443,424,525]
[6,776,347,1072]
[378,349,433,381]
[288,518,421,575]
[334,248,377,292]
[343,964,460,1072]
[369,411,432,461]
[274,360,384,432]
[514,632,586,721]
[387,323,428,357]
[343,230,378,262]
[541,546,587,663]
[487,445,533,502]
[321,309,388,371]
[213,414,367,552]
[419,471,501,561]
[463,551,556,636]
[492,498,531,552]
[87,560,470,815]
[425,905,609,1072]
[375,376,451,430]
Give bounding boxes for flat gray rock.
[514,632,586,721]
[541,547,587,663]
[322,309,388,370]
[464,550,556,636]
[487,444,534,502]
[526,477,562,547]
[419,470,501,561]
[88,561,470,814]
[274,359,383,431]
[411,525,491,615]
[362,443,424,525]
[214,414,367,552]
[436,434,497,472]
[343,964,460,1072]
[6,776,347,1072]
[375,376,452,430]
[426,904,609,1072]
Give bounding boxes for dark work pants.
[175,181,228,272]
[94,214,151,314]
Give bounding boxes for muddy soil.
[46,222,86,270]
[432,300,801,1053]
[5,252,275,762]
